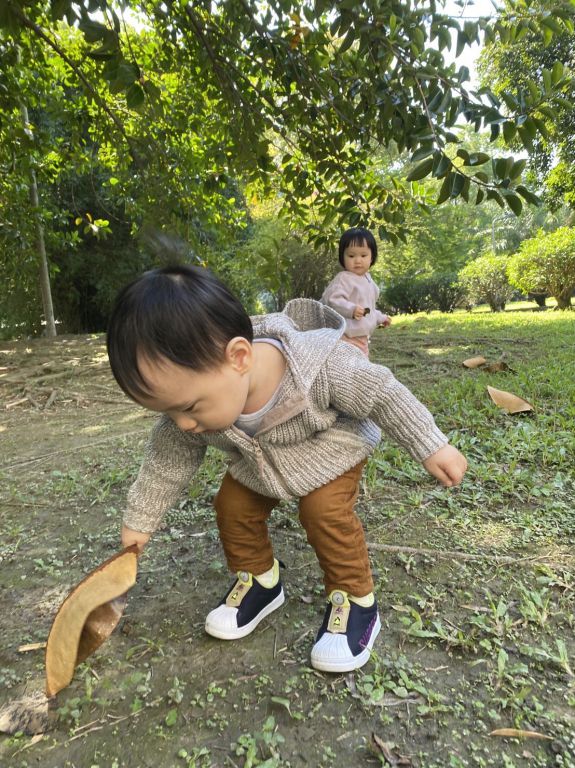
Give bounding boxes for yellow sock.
[349,592,374,608]
[254,559,279,588]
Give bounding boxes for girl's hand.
[353,306,366,319]
[121,524,151,553]
[423,445,467,487]
[379,314,391,327]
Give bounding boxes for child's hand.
[422,445,467,487]
[379,315,391,328]
[353,306,366,319]
[121,524,151,553]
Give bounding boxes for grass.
[0,300,574,767]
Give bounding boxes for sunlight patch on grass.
[119,411,149,423]
[465,520,516,549]
[422,346,451,356]
[79,424,108,434]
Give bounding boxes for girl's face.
[342,240,372,276]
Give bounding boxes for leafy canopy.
[1,0,574,245]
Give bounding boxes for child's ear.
[225,337,252,373]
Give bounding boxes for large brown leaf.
[462,356,487,368]
[45,546,138,697]
[487,386,533,414]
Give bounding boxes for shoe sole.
[310,615,382,673]
[205,588,285,640]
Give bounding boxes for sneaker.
[311,590,381,673]
[205,561,285,640]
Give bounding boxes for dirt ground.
[0,320,574,768]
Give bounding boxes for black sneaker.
[311,590,381,672]
[205,560,285,640]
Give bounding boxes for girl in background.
[321,227,390,357]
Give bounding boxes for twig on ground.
[1,430,149,470]
[5,397,29,410]
[366,542,570,568]
[43,390,58,410]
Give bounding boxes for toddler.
[321,227,390,357]
[107,264,467,673]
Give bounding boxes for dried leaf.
[462,356,487,368]
[490,728,552,740]
[0,691,52,735]
[300,594,313,604]
[487,386,533,414]
[371,733,413,765]
[484,361,514,373]
[45,546,138,697]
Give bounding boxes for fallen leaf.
[487,386,533,414]
[462,356,487,368]
[300,594,313,604]
[45,546,138,697]
[371,733,412,765]
[484,361,514,373]
[490,728,552,740]
[0,691,52,735]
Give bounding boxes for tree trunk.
[18,48,57,337]
[555,287,573,310]
[26,163,57,336]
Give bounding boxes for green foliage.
[424,273,467,313]
[2,0,573,245]
[383,276,433,314]
[221,209,336,311]
[458,252,514,311]
[478,4,575,209]
[382,273,465,314]
[508,226,575,309]
[1,0,573,333]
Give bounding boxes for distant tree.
[227,207,335,311]
[478,1,575,210]
[2,0,573,245]
[459,253,514,311]
[508,227,575,309]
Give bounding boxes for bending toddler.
[107,264,467,673]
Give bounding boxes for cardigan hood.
[252,298,346,393]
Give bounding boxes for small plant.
[518,585,551,628]
[178,747,212,768]
[234,716,286,767]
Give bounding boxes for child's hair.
[338,227,378,268]
[106,264,253,400]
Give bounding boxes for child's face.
[134,346,251,433]
[343,240,372,276]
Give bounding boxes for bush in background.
[458,252,513,312]
[508,227,575,310]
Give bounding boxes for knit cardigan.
[124,299,448,533]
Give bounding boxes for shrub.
[382,276,432,314]
[424,273,465,313]
[508,227,575,310]
[458,253,513,312]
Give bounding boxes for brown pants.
[213,460,373,597]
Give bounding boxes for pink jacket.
[321,271,388,338]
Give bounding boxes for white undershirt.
[234,338,284,437]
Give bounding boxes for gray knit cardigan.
[124,299,448,532]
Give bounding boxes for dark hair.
[338,227,378,268]
[106,265,253,400]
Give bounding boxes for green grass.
[1,303,574,767]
